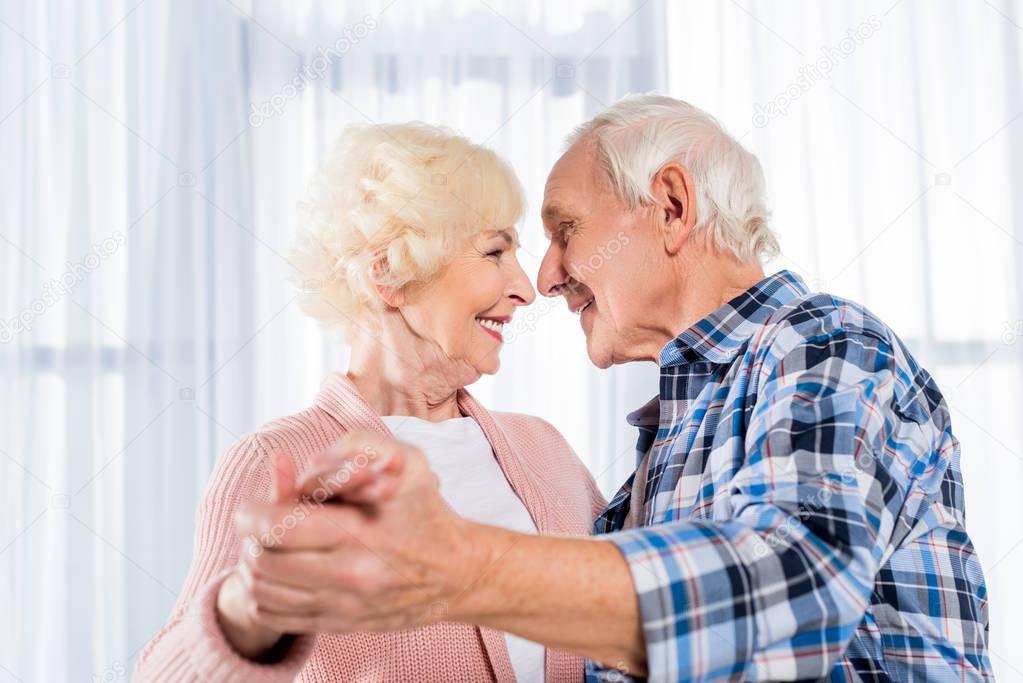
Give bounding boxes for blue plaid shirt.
[586,270,991,683]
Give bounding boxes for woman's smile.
[476,315,509,342]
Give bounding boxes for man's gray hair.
[566,94,779,263]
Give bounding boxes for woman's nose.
[508,260,537,306]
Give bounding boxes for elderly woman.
[133,123,605,682]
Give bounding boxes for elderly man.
[234,95,991,681]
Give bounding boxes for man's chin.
[584,335,615,370]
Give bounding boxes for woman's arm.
[132,435,316,683]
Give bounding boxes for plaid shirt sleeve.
[602,328,917,682]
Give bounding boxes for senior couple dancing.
[134,95,991,682]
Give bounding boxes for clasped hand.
[216,431,483,655]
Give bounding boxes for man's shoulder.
[749,289,947,422]
[770,290,893,342]
[753,289,901,363]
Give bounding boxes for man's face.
[537,140,667,368]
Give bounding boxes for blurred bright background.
[2,0,1022,680]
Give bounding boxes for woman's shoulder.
[207,404,347,502]
[487,410,608,521]
[250,404,348,460]
[488,411,572,449]
[487,411,589,476]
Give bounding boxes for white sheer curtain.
[662,2,1023,678]
[1,1,1021,681]
[0,1,662,680]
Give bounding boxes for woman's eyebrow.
[485,229,517,247]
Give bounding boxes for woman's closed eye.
[479,229,516,260]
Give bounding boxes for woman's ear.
[651,162,697,256]
[375,284,404,308]
[371,259,405,308]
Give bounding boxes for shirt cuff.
[606,523,761,683]
[605,527,681,683]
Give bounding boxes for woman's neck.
[345,343,463,422]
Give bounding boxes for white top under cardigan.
[380,414,545,683]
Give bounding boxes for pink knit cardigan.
[133,372,607,682]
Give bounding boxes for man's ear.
[371,259,405,308]
[651,161,697,256]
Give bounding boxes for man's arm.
[452,331,911,681]
[450,524,647,676]
[236,329,910,681]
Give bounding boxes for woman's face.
[400,228,535,375]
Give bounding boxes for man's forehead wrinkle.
[542,137,607,228]
[542,171,575,218]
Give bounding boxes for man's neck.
[639,254,767,363]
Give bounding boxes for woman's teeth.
[477,318,505,333]
[578,299,594,314]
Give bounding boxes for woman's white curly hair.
[289,122,525,337]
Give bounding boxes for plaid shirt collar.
[657,269,810,368]
[626,270,810,431]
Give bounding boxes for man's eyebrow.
[541,203,573,221]
[541,204,579,240]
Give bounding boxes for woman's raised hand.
[214,453,296,659]
[229,431,482,636]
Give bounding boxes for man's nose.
[536,243,567,297]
